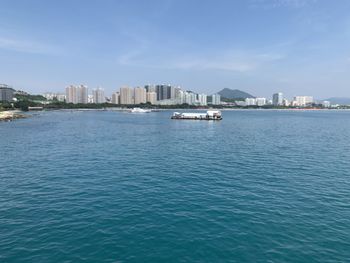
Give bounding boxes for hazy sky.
[1,0,350,98]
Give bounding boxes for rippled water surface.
[1,110,350,262]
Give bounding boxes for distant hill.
[217,88,255,100]
[323,97,350,105]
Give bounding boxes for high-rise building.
[182,92,197,105]
[170,86,176,99]
[272,92,283,106]
[256,98,267,106]
[66,85,88,104]
[293,96,314,106]
[156,85,173,101]
[0,84,15,102]
[322,101,331,108]
[120,87,134,105]
[174,87,182,99]
[78,85,88,104]
[65,85,76,103]
[146,92,157,104]
[197,94,207,106]
[184,92,191,105]
[245,98,256,106]
[92,88,105,104]
[112,92,120,104]
[212,94,221,105]
[145,85,156,93]
[134,87,147,104]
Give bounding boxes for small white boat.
[130,107,152,113]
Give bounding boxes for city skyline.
[1,1,350,98]
[41,84,327,108]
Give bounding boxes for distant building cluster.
[1,82,344,109]
[27,85,345,109]
[49,85,107,104]
[234,92,316,107]
[65,85,89,104]
[112,85,215,106]
[43,92,66,102]
[57,84,221,106]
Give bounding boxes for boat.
[28,106,44,111]
[171,110,222,120]
[130,107,152,113]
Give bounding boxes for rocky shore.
[0,111,27,121]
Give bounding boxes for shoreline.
[0,110,27,121]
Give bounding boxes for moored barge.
[171,110,222,120]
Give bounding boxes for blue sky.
[1,0,350,98]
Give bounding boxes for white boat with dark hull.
[130,107,152,113]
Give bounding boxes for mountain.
[323,97,350,105]
[217,88,255,100]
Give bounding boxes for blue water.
[1,110,350,262]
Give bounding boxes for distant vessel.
[171,110,222,120]
[130,107,152,113]
[28,106,44,111]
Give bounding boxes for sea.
[1,109,350,262]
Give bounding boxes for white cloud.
[250,0,318,9]
[117,49,285,72]
[0,37,60,55]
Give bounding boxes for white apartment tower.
[146,91,157,104]
[256,98,267,106]
[112,92,120,104]
[245,98,256,106]
[212,94,221,105]
[92,87,105,104]
[66,85,88,104]
[120,87,134,105]
[293,96,314,106]
[197,94,207,106]
[134,87,147,104]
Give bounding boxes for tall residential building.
[65,85,76,103]
[322,101,331,108]
[0,84,15,102]
[184,92,192,105]
[283,99,290,107]
[184,92,197,105]
[145,85,156,93]
[156,84,173,101]
[212,94,221,105]
[197,94,207,106]
[293,96,314,106]
[245,98,257,106]
[272,92,283,106]
[66,85,88,104]
[134,87,147,104]
[170,86,176,99]
[146,92,157,104]
[256,98,267,106]
[174,87,182,99]
[111,92,120,104]
[120,87,134,105]
[78,85,88,104]
[92,88,105,104]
